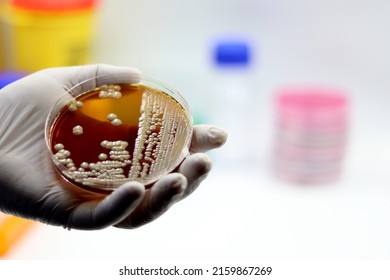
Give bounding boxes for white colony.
[76,101,84,108]
[72,125,83,135]
[80,162,89,169]
[54,143,64,151]
[107,113,117,121]
[99,84,122,99]
[98,153,108,160]
[111,118,122,126]
[67,99,84,111]
[67,103,77,112]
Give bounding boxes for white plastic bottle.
[210,39,257,166]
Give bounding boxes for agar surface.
[51,84,192,188]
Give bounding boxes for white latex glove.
[0,64,227,230]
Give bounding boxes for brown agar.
[47,82,192,192]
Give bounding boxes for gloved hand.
[0,64,227,230]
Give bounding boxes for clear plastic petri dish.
[45,73,193,193]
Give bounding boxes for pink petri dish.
[276,86,349,125]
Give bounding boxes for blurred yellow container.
[0,213,35,257]
[0,32,4,70]
[0,1,6,69]
[0,0,99,72]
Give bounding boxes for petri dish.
[45,73,193,193]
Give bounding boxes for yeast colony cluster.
[49,82,192,191]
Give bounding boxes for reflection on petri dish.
[45,74,193,193]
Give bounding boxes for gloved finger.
[190,125,228,153]
[0,64,141,112]
[95,64,142,86]
[43,63,141,94]
[39,64,142,115]
[66,181,145,230]
[70,64,142,93]
[114,173,187,229]
[178,153,212,198]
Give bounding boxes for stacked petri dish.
[273,86,349,185]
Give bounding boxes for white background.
[4,0,390,261]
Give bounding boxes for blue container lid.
[214,40,251,66]
[0,71,26,89]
